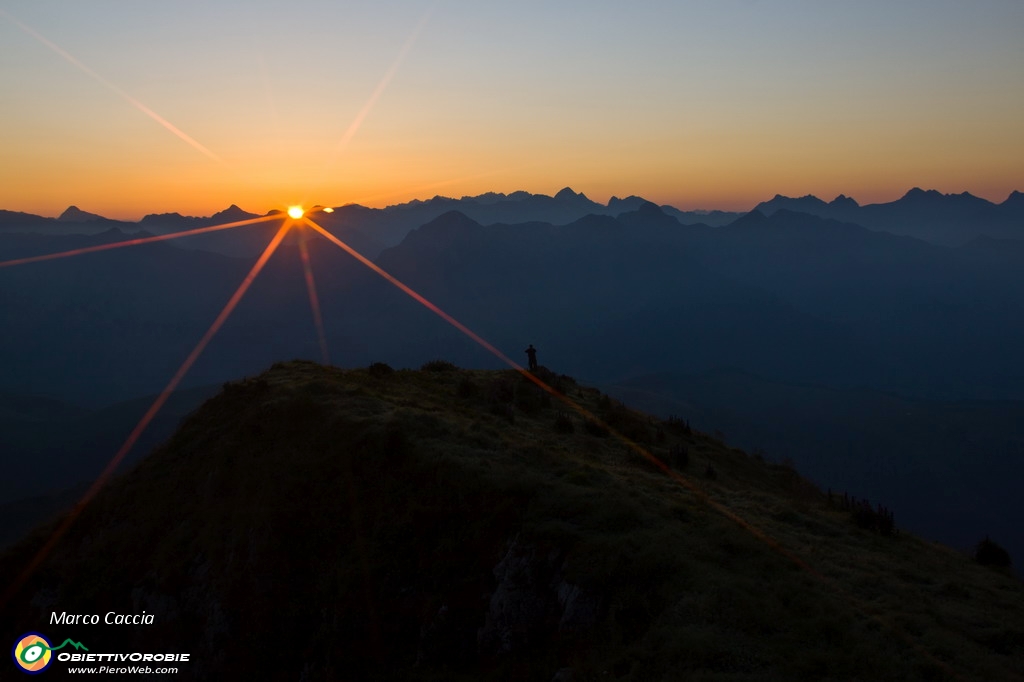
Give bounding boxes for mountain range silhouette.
[754,188,1023,245]
[1,186,1023,585]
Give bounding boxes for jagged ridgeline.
[2,361,1022,681]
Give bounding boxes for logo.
[12,633,88,675]
[12,633,52,674]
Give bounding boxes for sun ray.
[0,9,225,165]
[0,214,280,269]
[303,215,828,569]
[303,7,433,205]
[303,216,521,368]
[299,233,330,365]
[331,10,430,154]
[1,218,293,608]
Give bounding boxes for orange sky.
[1,2,1021,220]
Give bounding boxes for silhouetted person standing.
[525,344,538,371]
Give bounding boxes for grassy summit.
[2,360,1022,680]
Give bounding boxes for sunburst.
[0,10,945,667]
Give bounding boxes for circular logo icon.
[12,633,52,674]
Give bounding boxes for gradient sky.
[1,0,1022,219]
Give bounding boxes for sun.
[287,206,305,220]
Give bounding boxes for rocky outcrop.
[478,535,602,656]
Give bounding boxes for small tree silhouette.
[974,537,1012,568]
[665,415,692,435]
[421,359,457,372]
[368,362,394,377]
[842,494,896,536]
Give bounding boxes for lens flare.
[299,235,330,365]
[0,214,280,269]
[1,219,293,610]
[0,9,224,165]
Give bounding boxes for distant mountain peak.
[829,194,859,209]
[763,193,824,203]
[140,211,188,225]
[463,192,508,204]
[1003,190,1024,207]
[729,209,769,228]
[898,188,992,209]
[416,210,482,235]
[58,205,105,222]
[607,195,650,214]
[554,187,581,200]
[754,194,828,216]
[399,210,482,250]
[901,188,942,200]
[615,201,681,230]
[209,204,259,222]
[424,210,481,229]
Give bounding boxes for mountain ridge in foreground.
[2,361,1022,680]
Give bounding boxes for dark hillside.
[604,369,1024,575]
[2,362,1022,680]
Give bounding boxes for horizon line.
[4,185,1021,223]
